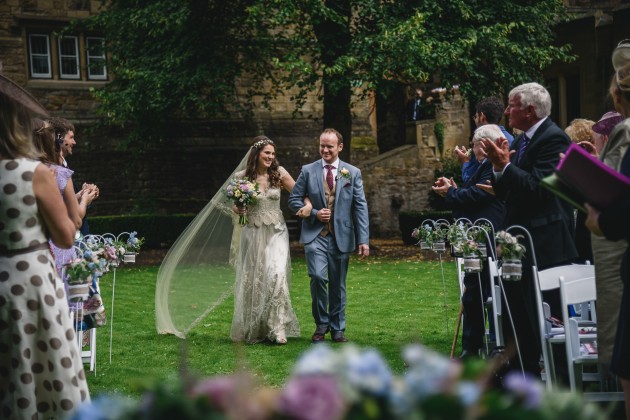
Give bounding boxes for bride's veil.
[155,150,251,338]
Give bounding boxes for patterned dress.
[230,167,300,343]
[0,158,90,419]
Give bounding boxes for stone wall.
[361,96,470,238]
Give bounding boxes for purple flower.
[279,376,346,420]
[190,374,244,411]
[503,371,543,409]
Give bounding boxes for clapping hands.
[432,176,457,197]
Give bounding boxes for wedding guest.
[32,118,100,334]
[230,136,312,344]
[586,47,630,399]
[288,128,370,343]
[48,117,99,236]
[433,124,505,358]
[564,118,595,145]
[407,86,425,121]
[564,117,597,264]
[1,74,90,418]
[455,97,514,183]
[590,109,624,157]
[481,82,577,378]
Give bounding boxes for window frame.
[28,33,52,79]
[57,35,81,80]
[85,36,107,80]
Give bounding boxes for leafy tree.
[81,0,573,156]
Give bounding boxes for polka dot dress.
[1,159,90,419]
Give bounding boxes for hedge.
[86,214,196,249]
[399,210,453,245]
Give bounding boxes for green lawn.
[85,254,461,397]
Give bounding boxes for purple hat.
[592,111,623,136]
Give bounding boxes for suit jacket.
[288,160,369,253]
[494,118,577,268]
[445,159,505,230]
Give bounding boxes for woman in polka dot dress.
[1,80,90,418]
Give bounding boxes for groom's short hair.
[321,128,343,144]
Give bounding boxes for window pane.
[61,57,78,75]
[59,37,78,56]
[30,35,48,54]
[32,57,49,74]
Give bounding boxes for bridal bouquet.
[224,177,260,225]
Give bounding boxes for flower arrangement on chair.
[411,223,434,250]
[64,257,95,303]
[495,231,526,281]
[447,221,469,256]
[460,240,484,273]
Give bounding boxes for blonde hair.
[0,93,41,159]
[564,118,595,144]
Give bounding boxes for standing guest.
[407,86,425,121]
[586,46,630,402]
[481,82,577,377]
[564,118,597,264]
[564,118,595,145]
[288,128,370,343]
[1,74,90,418]
[433,124,505,358]
[48,117,99,236]
[455,97,514,183]
[590,109,624,157]
[230,136,311,344]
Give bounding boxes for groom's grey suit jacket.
[288,160,369,253]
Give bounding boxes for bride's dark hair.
[245,135,281,188]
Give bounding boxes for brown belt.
[0,242,50,257]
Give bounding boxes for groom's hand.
[317,208,331,223]
[358,244,369,259]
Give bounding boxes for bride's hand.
[296,202,312,218]
[232,204,247,215]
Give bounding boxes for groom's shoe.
[331,331,348,343]
[312,325,330,343]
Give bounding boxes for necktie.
[325,165,334,191]
[517,134,530,163]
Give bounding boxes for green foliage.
[78,0,574,148]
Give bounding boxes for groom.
[289,128,370,343]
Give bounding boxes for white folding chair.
[77,328,97,373]
[559,275,624,401]
[534,264,595,389]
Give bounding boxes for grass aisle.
[86,255,460,397]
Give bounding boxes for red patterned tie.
[326,165,334,190]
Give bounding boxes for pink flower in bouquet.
[279,376,345,420]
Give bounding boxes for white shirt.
[322,159,339,181]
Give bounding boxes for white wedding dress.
[230,167,300,343]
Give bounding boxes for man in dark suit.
[481,82,577,376]
[434,124,505,358]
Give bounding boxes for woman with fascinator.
[156,136,311,345]
[585,40,630,418]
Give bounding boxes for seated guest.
[433,124,506,358]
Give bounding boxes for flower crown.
[252,138,275,150]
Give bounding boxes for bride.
[230,136,310,344]
[156,136,310,344]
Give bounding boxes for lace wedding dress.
[230,167,300,343]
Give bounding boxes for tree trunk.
[313,0,353,162]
